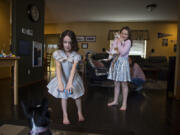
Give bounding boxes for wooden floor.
[0,124,102,135]
[0,78,180,135]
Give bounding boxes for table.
[0,57,20,105]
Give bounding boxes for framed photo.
[81,43,88,49]
[162,39,168,46]
[77,36,85,42]
[85,36,96,42]
[32,41,42,67]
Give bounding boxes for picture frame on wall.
[77,36,85,42]
[32,41,42,67]
[81,43,88,49]
[85,36,96,42]
[162,39,168,46]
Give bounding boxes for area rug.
[0,124,102,135]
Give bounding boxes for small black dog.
[21,98,52,135]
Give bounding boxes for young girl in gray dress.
[47,30,85,125]
[107,26,131,111]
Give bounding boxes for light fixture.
[146,4,157,12]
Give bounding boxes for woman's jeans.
[131,78,145,87]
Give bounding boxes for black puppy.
[21,98,52,135]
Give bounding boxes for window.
[129,40,147,58]
[46,44,58,72]
[46,44,58,53]
[47,44,58,49]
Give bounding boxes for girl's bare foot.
[107,101,118,106]
[63,117,70,125]
[78,112,85,122]
[120,105,127,111]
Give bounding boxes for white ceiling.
[45,0,178,23]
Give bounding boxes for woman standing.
[107,26,132,111]
[47,30,85,124]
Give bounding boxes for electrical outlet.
[27,69,31,75]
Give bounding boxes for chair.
[85,52,110,86]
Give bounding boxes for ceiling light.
[146,4,157,12]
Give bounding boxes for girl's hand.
[65,82,74,94]
[119,37,124,43]
[58,83,64,92]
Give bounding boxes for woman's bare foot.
[120,105,127,111]
[107,101,118,106]
[63,117,70,125]
[78,112,85,122]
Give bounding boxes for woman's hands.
[65,82,74,93]
[58,82,73,94]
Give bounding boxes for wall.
[174,1,180,100]
[12,0,44,86]
[45,22,177,59]
[0,0,11,79]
